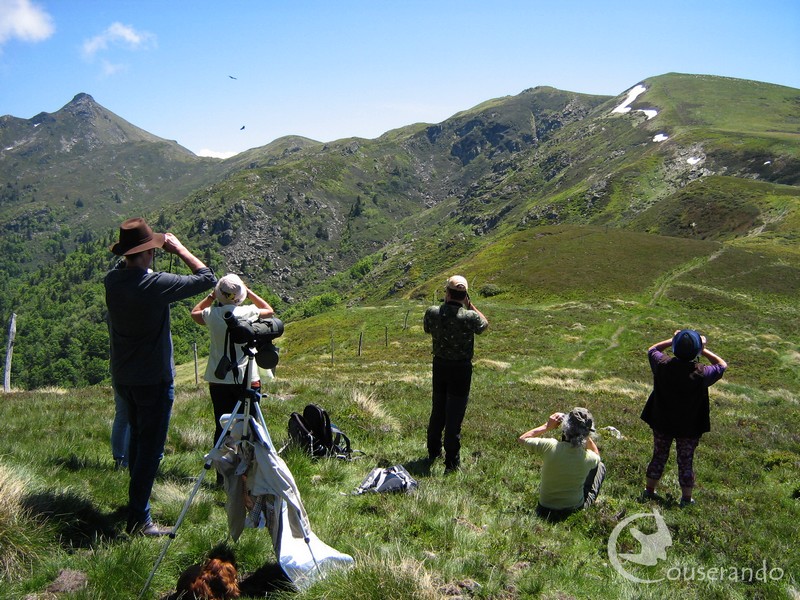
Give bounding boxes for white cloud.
[101,59,126,76]
[196,149,239,159]
[0,0,55,46]
[82,21,155,58]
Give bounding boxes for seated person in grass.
[518,408,606,520]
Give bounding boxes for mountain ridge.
[0,72,798,388]
[167,84,611,300]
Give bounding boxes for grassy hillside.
[1,224,797,599]
[2,75,799,393]
[354,75,800,309]
[161,85,608,304]
[641,73,800,139]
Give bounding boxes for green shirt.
[423,302,488,361]
[524,437,600,510]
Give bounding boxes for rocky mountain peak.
[69,92,96,105]
[59,92,104,123]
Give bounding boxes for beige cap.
[215,273,247,305]
[445,275,468,292]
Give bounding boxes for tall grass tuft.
[0,462,52,583]
[304,549,442,600]
[350,387,401,433]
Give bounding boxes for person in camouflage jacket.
[423,275,489,472]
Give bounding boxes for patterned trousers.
[646,430,701,489]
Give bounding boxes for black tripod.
[139,344,267,598]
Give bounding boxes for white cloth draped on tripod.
[206,412,353,589]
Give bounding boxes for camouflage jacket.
[423,302,488,361]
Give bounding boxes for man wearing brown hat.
[423,275,489,472]
[105,217,216,536]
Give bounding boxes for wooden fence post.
[193,343,199,385]
[358,332,363,357]
[3,313,15,392]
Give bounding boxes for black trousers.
[208,383,248,486]
[208,383,247,447]
[427,357,472,469]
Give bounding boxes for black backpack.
[288,404,353,459]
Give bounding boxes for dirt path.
[605,248,726,351]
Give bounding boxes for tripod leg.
[138,399,245,599]
[252,400,275,448]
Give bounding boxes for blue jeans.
[427,357,472,469]
[116,381,174,527]
[111,388,130,466]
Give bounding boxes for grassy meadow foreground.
[1,227,798,599]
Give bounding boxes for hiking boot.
[679,497,696,508]
[127,520,172,537]
[640,489,662,502]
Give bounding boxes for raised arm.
[468,300,488,327]
[700,344,727,369]
[517,412,564,445]
[191,292,216,325]
[162,232,207,273]
[585,436,600,457]
[648,330,678,353]
[245,287,275,318]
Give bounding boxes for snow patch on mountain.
[612,84,658,120]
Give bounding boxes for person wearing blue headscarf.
[640,329,727,507]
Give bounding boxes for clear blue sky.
[2,0,798,158]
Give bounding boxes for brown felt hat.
[109,217,165,256]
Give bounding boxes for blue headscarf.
[672,329,702,360]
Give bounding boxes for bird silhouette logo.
[608,508,672,583]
